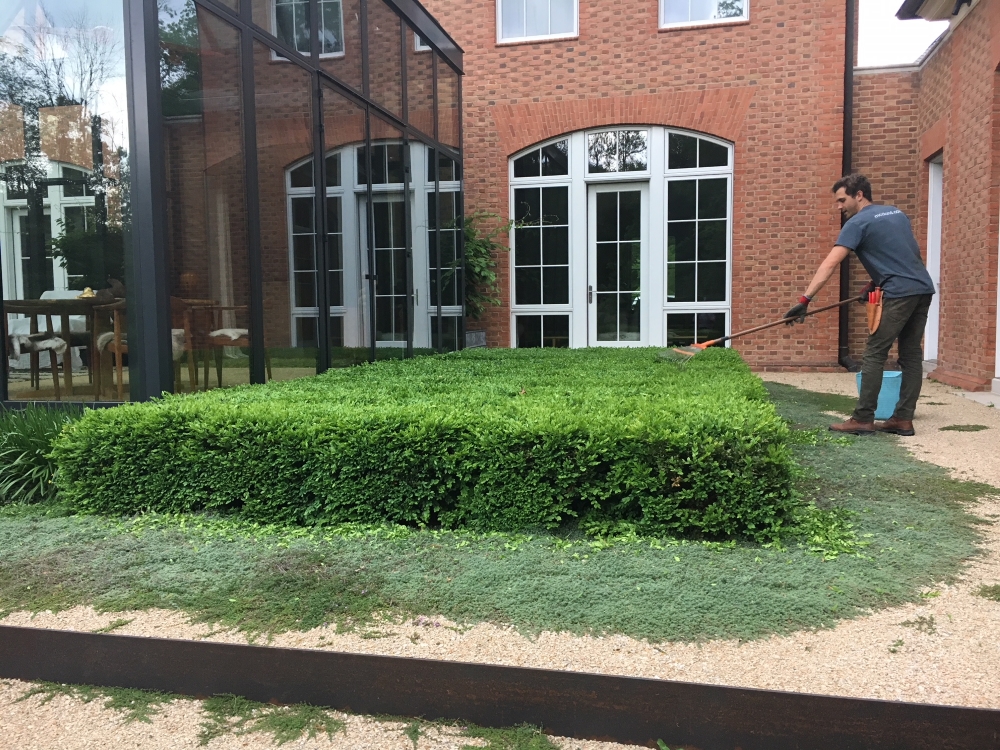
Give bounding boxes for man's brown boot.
[876,416,915,436]
[829,418,876,435]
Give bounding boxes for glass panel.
[697,261,727,301]
[525,0,549,36]
[587,131,616,173]
[662,0,689,24]
[667,262,695,301]
[542,314,570,347]
[668,133,697,169]
[429,191,461,307]
[431,316,460,351]
[406,28,435,137]
[619,190,641,240]
[595,192,617,242]
[369,118,409,346]
[541,140,569,175]
[668,221,696,262]
[699,139,729,167]
[665,313,696,347]
[715,0,744,18]
[542,186,568,225]
[289,161,313,187]
[668,180,696,220]
[514,187,541,224]
[502,0,525,38]
[1,0,134,401]
[516,315,542,348]
[514,149,541,178]
[255,39,317,380]
[596,294,617,340]
[321,0,364,91]
[542,227,568,265]
[619,131,648,171]
[619,293,640,340]
[697,220,726,260]
[157,8,253,395]
[550,0,575,34]
[619,242,641,292]
[438,60,461,149]
[699,178,728,219]
[322,83,365,357]
[428,150,459,182]
[515,227,541,266]
[368,0,403,118]
[691,0,714,20]
[596,244,617,292]
[542,266,569,304]
[515,268,541,305]
[697,311,727,342]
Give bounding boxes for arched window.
[509,127,732,349]
[284,142,461,351]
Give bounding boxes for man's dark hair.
[832,174,873,202]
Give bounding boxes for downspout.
[838,0,861,371]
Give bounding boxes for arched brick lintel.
[490,87,757,158]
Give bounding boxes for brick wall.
[422,0,850,366]
[854,0,1000,389]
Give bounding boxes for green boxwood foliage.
[51,348,796,540]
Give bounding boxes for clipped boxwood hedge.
[52,348,796,540]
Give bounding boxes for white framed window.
[414,33,431,52]
[274,0,345,57]
[660,0,747,29]
[509,129,733,349]
[497,0,578,43]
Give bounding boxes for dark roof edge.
[382,0,464,73]
[896,0,925,19]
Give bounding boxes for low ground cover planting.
[52,348,796,540]
[0,384,987,642]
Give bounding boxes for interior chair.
[195,304,272,389]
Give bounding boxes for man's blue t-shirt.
[835,204,935,298]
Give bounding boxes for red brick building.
[852,0,1000,394]
[421,0,852,367]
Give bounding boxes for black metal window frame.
[0,0,463,405]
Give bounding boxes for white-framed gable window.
[414,34,431,52]
[498,0,577,43]
[274,0,345,57]
[660,0,746,28]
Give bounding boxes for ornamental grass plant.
[52,348,796,540]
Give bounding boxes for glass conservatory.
[0,0,463,403]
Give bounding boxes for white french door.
[587,183,648,346]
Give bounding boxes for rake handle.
[701,295,864,347]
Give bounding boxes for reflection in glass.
[406,28,435,136]
[661,0,745,24]
[368,0,403,117]
[437,61,461,148]
[1,0,133,401]
[255,39,317,380]
[666,177,728,306]
[588,130,647,173]
[160,7,254,392]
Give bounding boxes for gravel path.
[2,373,999,747]
[0,678,642,750]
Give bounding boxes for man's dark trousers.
[854,294,933,423]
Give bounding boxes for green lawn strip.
[11,680,556,748]
[0,383,989,643]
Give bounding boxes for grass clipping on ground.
[52,348,796,541]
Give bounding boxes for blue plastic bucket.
[855,371,903,420]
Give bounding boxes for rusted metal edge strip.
[0,625,997,749]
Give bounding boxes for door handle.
[588,285,593,304]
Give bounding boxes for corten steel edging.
[1,626,998,750]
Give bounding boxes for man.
[784,174,935,436]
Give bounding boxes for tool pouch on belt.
[867,287,883,335]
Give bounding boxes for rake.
[671,295,865,357]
